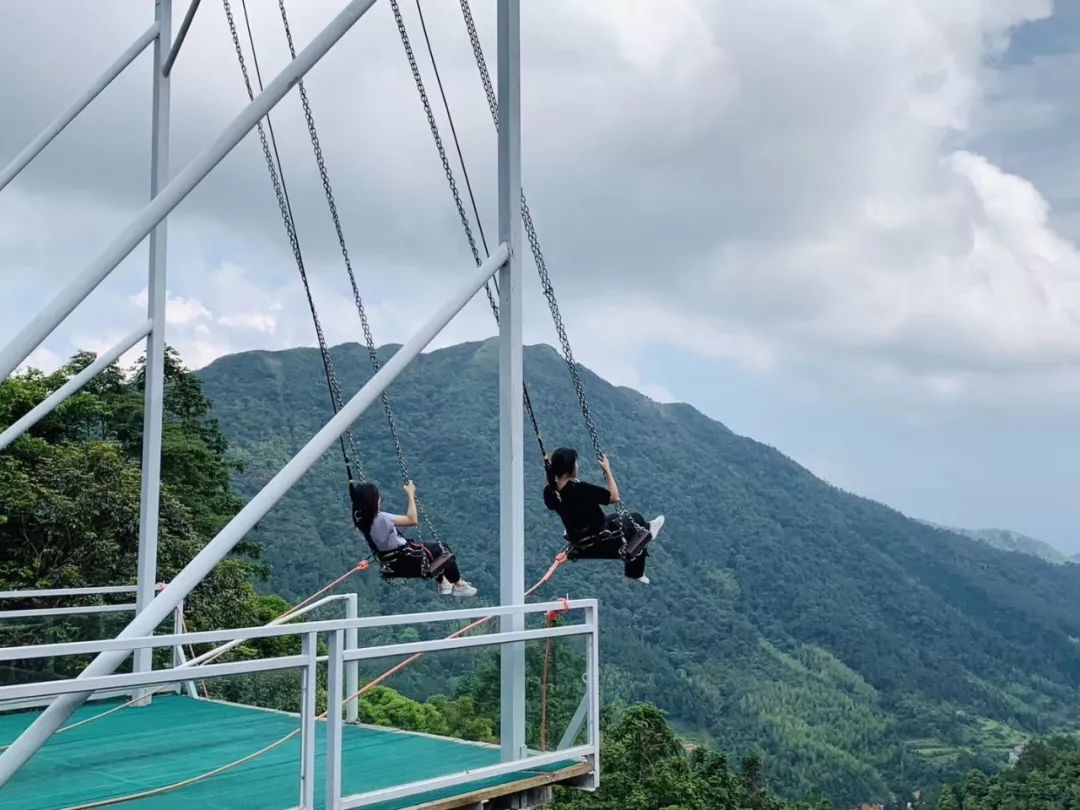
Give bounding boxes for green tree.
[0,348,268,677]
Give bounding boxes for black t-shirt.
[544,479,612,540]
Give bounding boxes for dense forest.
[6,343,1080,806]
[0,349,812,810]
[934,738,1080,809]
[195,339,1080,805]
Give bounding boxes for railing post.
[172,600,198,699]
[300,632,317,809]
[326,629,345,810]
[585,603,600,790]
[344,593,359,723]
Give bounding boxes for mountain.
[933,526,1068,565]
[199,340,1080,806]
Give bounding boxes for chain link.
[457,0,631,542]
[223,0,363,480]
[458,0,604,464]
[392,0,548,462]
[275,0,441,544]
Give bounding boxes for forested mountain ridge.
[930,525,1070,565]
[199,339,1080,805]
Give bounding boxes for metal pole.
[173,600,199,699]
[0,243,509,786]
[0,0,379,382]
[0,320,151,450]
[496,0,525,765]
[345,593,359,723]
[300,632,317,810]
[0,23,159,194]
[133,0,173,704]
[326,630,345,810]
[586,604,601,789]
[162,0,202,78]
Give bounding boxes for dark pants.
[393,541,461,583]
[570,513,649,579]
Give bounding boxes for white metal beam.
[134,0,173,698]
[0,0,379,382]
[0,241,509,787]
[0,23,159,193]
[0,320,151,451]
[497,0,525,765]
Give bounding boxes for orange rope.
[63,553,570,809]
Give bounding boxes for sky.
[2,1,1080,552]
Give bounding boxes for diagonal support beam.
[0,22,159,194]
[0,320,151,451]
[0,0,379,383]
[0,242,509,787]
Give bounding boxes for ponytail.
[349,482,380,541]
[543,447,578,512]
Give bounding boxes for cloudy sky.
[3,1,1080,552]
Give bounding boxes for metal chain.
[457,0,631,542]
[222,0,363,480]
[458,0,604,464]
[392,0,548,463]
[275,0,441,544]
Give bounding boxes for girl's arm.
[599,455,620,504]
[393,480,419,527]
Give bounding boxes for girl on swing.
[352,480,478,597]
[543,447,664,583]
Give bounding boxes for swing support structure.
[0,0,529,786]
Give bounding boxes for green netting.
[0,695,575,809]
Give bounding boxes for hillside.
[938,526,1068,565]
[199,340,1080,805]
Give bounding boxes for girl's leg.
[422,542,461,584]
[623,549,647,579]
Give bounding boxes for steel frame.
[0,600,600,809]
[0,0,536,790]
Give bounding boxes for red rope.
[539,596,570,752]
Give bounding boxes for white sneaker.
[635,575,651,585]
[437,579,453,596]
[648,515,665,539]
[452,580,478,597]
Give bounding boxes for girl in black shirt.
[543,447,664,583]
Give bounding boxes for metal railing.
[0,599,600,810]
[0,589,360,717]
[0,585,188,709]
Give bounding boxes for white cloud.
[217,313,277,333]
[0,0,1075,415]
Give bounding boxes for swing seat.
[563,522,652,562]
[375,544,455,581]
[622,524,652,560]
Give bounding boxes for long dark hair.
[543,447,578,511]
[350,481,380,541]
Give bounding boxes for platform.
[0,695,587,809]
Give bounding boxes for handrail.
[0,602,600,807]
[0,585,138,600]
[0,599,597,662]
